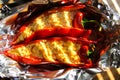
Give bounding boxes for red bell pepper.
[73,12,84,29]
[11,3,86,45]
[12,27,92,44]
[5,37,94,68]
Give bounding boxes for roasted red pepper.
[12,27,92,44]
[11,3,86,44]
[73,12,84,28]
[5,37,95,68]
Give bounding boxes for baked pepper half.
[5,37,95,68]
[11,4,86,44]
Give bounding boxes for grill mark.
[67,41,81,64]
[9,46,31,57]
[43,41,55,62]
[9,39,83,64]
[14,10,77,44]
[35,16,46,30]
[63,11,71,27]
[29,43,43,59]
[49,13,61,27]
[39,41,54,62]
[51,41,72,64]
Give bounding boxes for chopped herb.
[87,50,92,56]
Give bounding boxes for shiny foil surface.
[0,0,120,80]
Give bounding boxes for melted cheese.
[63,11,71,27]
[9,40,81,64]
[14,11,76,44]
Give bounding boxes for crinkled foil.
[0,0,120,80]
